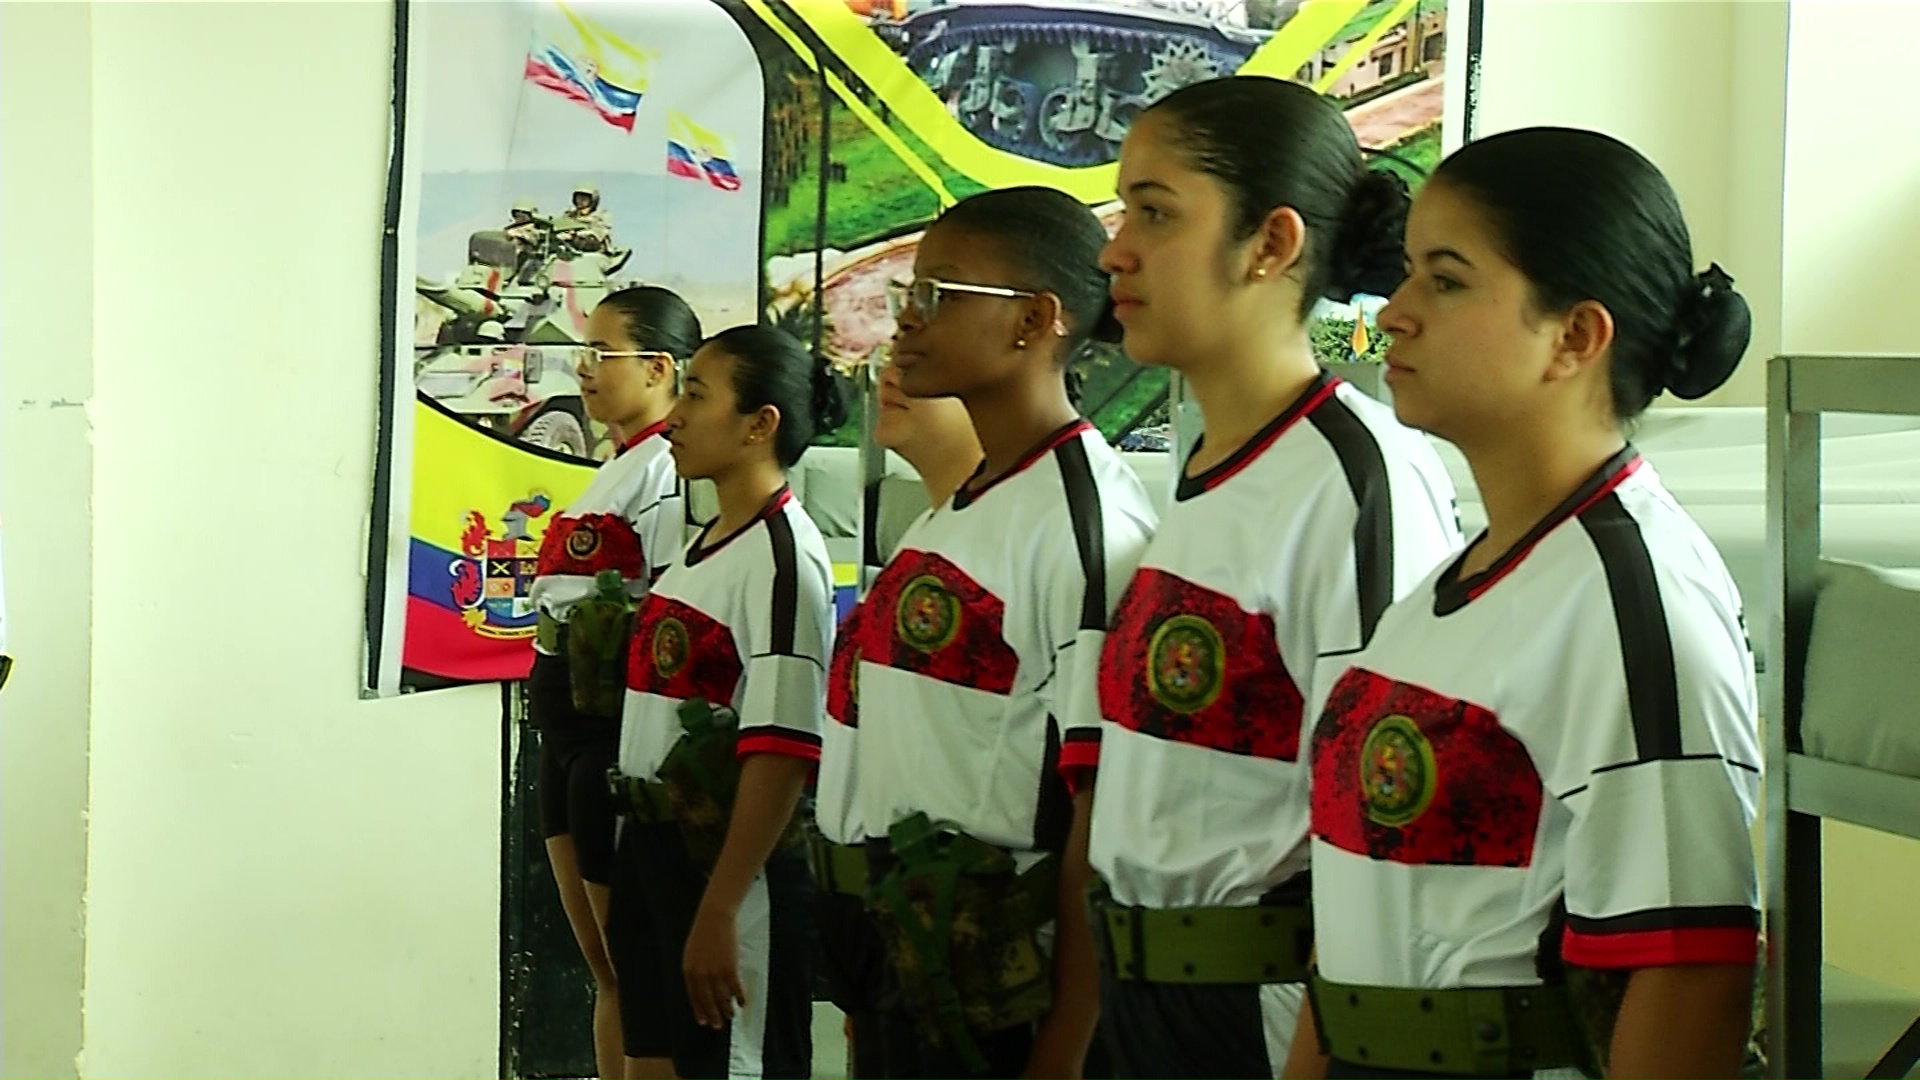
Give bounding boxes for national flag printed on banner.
[666,110,743,192]
[524,35,644,131]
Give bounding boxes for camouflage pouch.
[566,570,634,718]
[656,697,805,874]
[870,813,1056,1073]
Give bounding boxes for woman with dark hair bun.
[1076,75,1462,1079]
[527,285,701,1080]
[604,324,842,1080]
[1296,128,1760,1079]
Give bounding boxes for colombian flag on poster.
[403,398,596,683]
[666,110,743,192]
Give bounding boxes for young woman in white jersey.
[854,186,1158,1078]
[528,286,699,1080]
[605,325,845,1080]
[1290,129,1759,1079]
[1072,76,1462,1080]
[815,357,982,1080]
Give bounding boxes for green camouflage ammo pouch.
[869,812,1058,1073]
[565,570,635,718]
[656,697,804,874]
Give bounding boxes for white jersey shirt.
[855,422,1157,853]
[530,420,683,650]
[1085,375,1462,908]
[1310,450,1761,988]
[618,489,832,779]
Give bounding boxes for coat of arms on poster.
[365,0,1480,697]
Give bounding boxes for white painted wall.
[75,4,500,1076]
[1,5,94,1076]
[1778,0,1920,997]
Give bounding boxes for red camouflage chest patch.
[1310,667,1543,867]
[1099,567,1304,760]
[627,593,741,708]
[826,602,865,726]
[537,512,646,579]
[860,549,1018,695]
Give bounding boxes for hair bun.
[1664,263,1751,400]
[1324,168,1412,302]
[810,356,850,433]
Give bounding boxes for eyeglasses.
[580,348,675,371]
[885,276,1040,322]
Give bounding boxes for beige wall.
[75,4,501,1076]
[1,4,94,1076]
[1780,0,1920,997]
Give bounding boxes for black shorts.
[532,652,621,885]
[1098,974,1302,1078]
[605,818,815,1079]
[814,889,918,1078]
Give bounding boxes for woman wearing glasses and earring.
[851,187,1158,1079]
[527,285,703,1080]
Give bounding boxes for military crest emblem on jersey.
[1360,714,1438,827]
[450,493,553,640]
[896,574,962,654]
[653,616,691,678]
[1146,614,1226,714]
[565,519,601,561]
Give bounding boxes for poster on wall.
[366,0,1480,697]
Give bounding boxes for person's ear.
[746,403,781,447]
[1016,292,1067,349]
[647,353,675,390]
[1248,204,1307,283]
[1543,299,1615,384]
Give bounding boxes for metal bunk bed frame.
[1765,353,1920,1080]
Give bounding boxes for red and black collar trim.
[686,486,793,567]
[620,420,670,456]
[951,419,1093,511]
[1175,371,1340,502]
[1434,445,1643,615]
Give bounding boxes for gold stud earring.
[1253,266,1269,280]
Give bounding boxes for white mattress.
[1802,561,1920,776]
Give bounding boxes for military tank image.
[856,0,1297,167]
[414,215,638,460]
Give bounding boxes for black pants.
[531,652,621,884]
[605,817,815,1078]
[814,889,918,1079]
[1099,974,1290,1078]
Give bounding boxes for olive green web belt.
[1309,970,1584,1077]
[1089,888,1313,984]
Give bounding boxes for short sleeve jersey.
[529,421,683,648]
[855,422,1158,853]
[1085,376,1462,908]
[617,488,832,779]
[1309,450,1761,988]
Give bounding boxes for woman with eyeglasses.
[852,186,1158,1079]
[1073,76,1462,1080]
[526,285,701,1080]
[814,355,984,1079]
[608,324,844,1080]
[1294,129,1758,1080]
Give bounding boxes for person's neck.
[609,402,671,447]
[900,441,982,509]
[960,379,1081,489]
[1181,322,1320,473]
[707,459,788,540]
[1459,421,1627,569]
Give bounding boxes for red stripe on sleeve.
[1561,925,1758,969]
[737,732,823,764]
[1059,732,1102,794]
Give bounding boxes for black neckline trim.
[1433,445,1642,615]
[685,486,793,567]
[950,419,1093,511]
[1175,371,1340,502]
